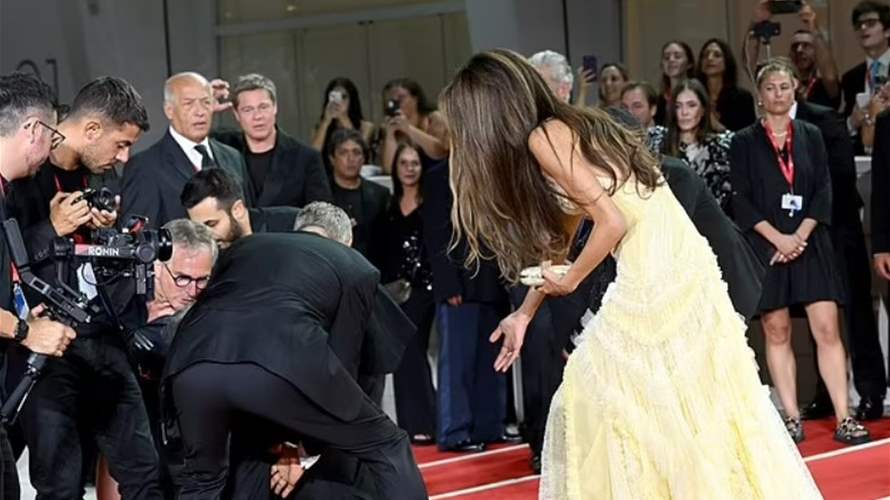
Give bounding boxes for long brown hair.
[440,49,661,284]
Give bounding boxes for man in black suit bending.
[211,74,332,207]
[121,72,252,228]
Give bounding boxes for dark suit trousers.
[170,362,426,500]
[509,288,563,456]
[0,426,19,500]
[832,222,888,399]
[20,336,162,500]
[393,289,437,436]
[436,302,506,446]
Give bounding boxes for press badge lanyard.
[764,121,801,217]
[0,178,30,319]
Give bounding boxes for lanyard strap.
[763,120,795,190]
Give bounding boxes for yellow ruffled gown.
[539,180,822,499]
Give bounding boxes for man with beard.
[5,77,163,498]
[180,167,297,248]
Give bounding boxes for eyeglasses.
[855,18,881,31]
[163,263,210,289]
[25,120,65,150]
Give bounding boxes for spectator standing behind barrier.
[378,78,449,173]
[663,79,734,213]
[655,41,696,125]
[210,74,331,208]
[730,61,870,446]
[841,1,890,153]
[746,1,841,110]
[621,81,668,153]
[121,72,252,229]
[697,38,757,131]
[328,129,389,257]
[311,77,375,163]
[369,142,436,445]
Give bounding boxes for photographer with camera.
[5,76,164,499]
[378,78,449,174]
[745,1,841,110]
[0,72,78,500]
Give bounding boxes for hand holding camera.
[50,191,92,236]
[21,306,76,358]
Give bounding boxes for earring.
[757,100,763,107]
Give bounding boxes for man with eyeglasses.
[210,73,332,208]
[841,0,890,149]
[110,218,216,498]
[4,76,164,499]
[0,72,79,500]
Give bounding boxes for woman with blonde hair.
[441,49,822,499]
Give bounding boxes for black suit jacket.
[795,100,864,225]
[248,206,298,234]
[841,62,867,118]
[120,131,253,229]
[164,233,391,420]
[213,128,332,208]
[420,161,507,305]
[872,113,890,253]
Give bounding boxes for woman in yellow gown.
[440,49,822,499]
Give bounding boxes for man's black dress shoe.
[855,397,885,421]
[800,398,834,420]
[439,439,486,453]
[530,454,541,474]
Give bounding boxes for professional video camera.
[0,216,172,424]
[39,216,172,300]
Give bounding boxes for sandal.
[834,417,870,445]
[784,416,804,444]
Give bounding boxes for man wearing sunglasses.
[4,77,164,499]
[0,72,80,500]
[841,1,890,150]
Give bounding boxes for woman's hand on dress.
[490,310,531,372]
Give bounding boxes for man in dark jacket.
[120,72,253,229]
[211,74,332,207]
[163,233,426,500]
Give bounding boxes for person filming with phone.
[311,77,375,161]
[378,78,448,174]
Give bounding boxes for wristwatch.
[13,318,29,343]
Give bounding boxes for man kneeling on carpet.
[161,226,426,498]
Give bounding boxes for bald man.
[121,72,253,229]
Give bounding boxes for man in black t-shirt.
[6,76,164,499]
[211,74,332,207]
[327,129,390,257]
[0,71,78,500]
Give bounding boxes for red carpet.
[418,417,890,499]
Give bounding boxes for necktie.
[194,144,216,169]
[869,60,882,93]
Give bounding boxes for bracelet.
[13,318,29,343]
[864,113,875,127]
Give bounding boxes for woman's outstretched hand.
[490,310,531,372]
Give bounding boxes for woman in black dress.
[372,141,437,444]
[697,38,756,131]
[730,60,869,445]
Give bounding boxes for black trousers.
[169,362,427,500]
[814,223,888,401]
[393,289,437,437]
[509,287,563,456]
[0,426,19,500]
[19,336,162,500]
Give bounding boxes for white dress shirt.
[168,126,214,170]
